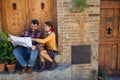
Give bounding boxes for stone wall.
[57,0,100,80]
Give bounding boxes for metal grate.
[71,45,91,64]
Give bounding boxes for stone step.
[108,76,120,80]
[0,64,71,80]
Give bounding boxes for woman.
[32,21,57,72]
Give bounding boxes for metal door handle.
[41,2,44,9]
[106,27,112,35]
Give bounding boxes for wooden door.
[29,0,56,30]
[1,0,56,35]
[0,0,2,12]
[1,0,28,35]
[99,1,120,75]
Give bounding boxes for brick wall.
[57,0,100,80]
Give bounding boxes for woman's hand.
[39,44,44,50]
[32,45,36,50]
[32,38,36,41]
[39,46,44,51]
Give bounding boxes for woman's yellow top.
[35,32,57,51]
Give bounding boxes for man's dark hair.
[31,19,39,26]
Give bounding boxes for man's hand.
[32,45,36,50]
[8,37,13,42]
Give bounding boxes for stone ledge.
[0,64,71,80]
[0,64,97,80]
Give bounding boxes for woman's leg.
[40,56,45,62]
[40,50,53,62]
[39,50,56,70]
[38,50,47,72]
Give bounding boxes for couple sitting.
[9,19,57,74]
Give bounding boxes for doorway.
[99,0,120,75]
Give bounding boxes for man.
[12,19,42,74]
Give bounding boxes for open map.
[9,34,32,47]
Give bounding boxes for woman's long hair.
[45,21,54,32]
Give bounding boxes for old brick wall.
[57,0,100,80]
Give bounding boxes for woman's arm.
[32,33,55,43]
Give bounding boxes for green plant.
[70,0,88,12]
[5,52,17,64]
[4,42,16,64]
[0,32,16,64]
[0,32,8,64]
[98,69,109,80]
[0,48,7,64]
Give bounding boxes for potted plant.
[0,32,8,72]
[5,37,17,72]
[0,32,17,72]
[5,52,17,72]
[0,48,7,72]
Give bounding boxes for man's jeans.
[13,47,39,67]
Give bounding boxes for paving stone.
[0,64,71,80]
[109,76,120,80]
